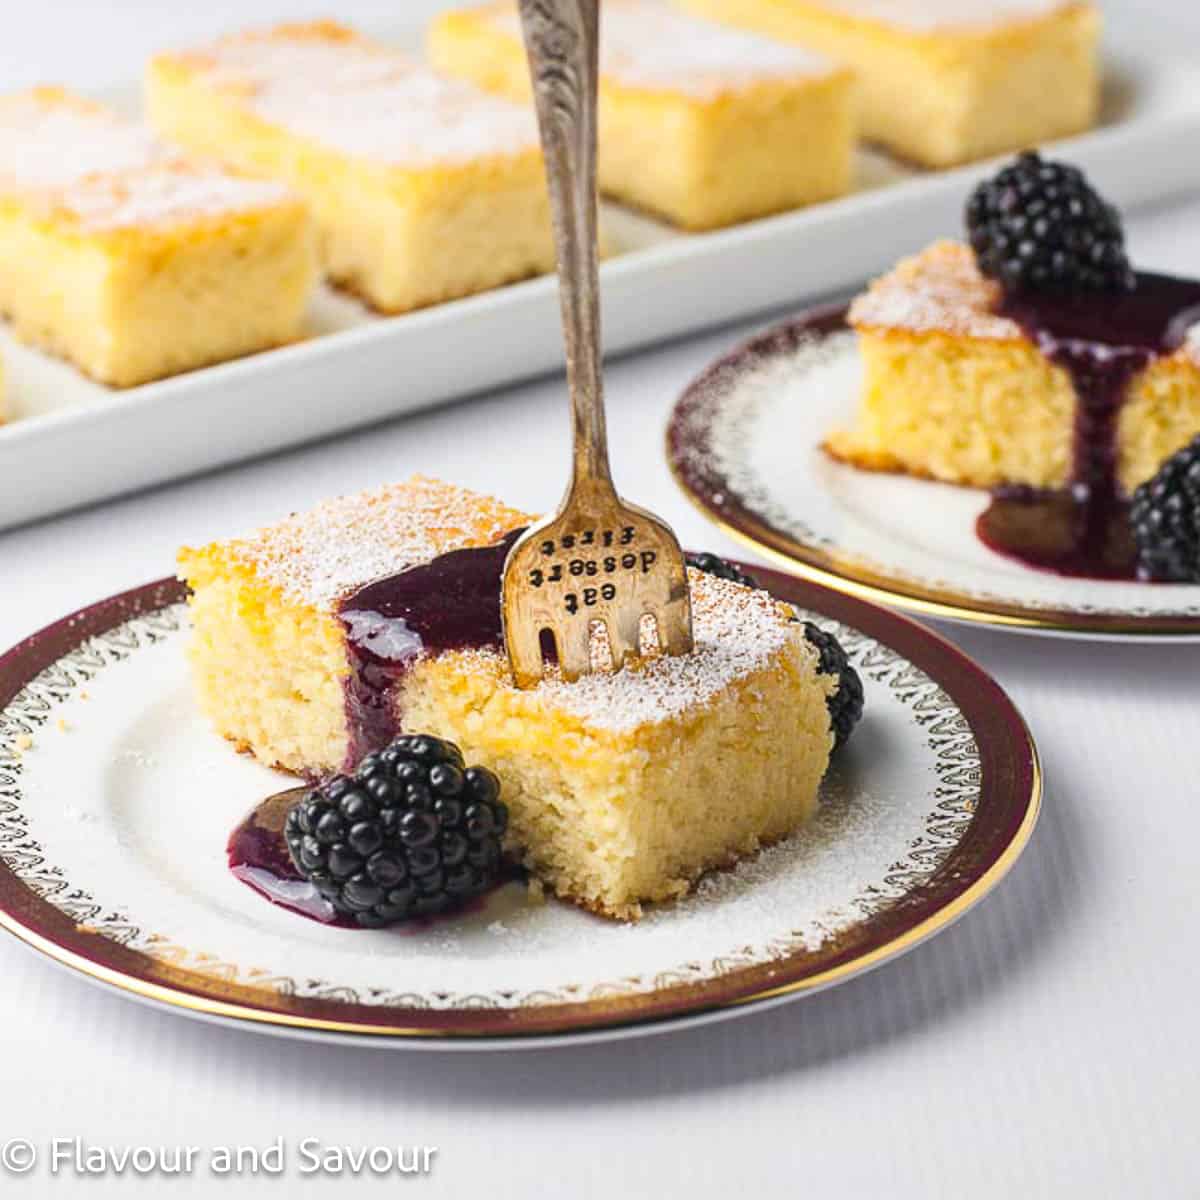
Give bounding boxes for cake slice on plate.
[827,151,1200,582]
[179,477,838,919]
[0,88,314,387]
[429,0,855,230]
[678,0,1100,167]
[828,240,1200,497]
[146,21,556,313]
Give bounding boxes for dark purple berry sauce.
[227,530,530,927]
[226,788,522,929]
[227,788,352,925]
[336,529,524,768]
[976,272,1200,580]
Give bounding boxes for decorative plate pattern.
[0,572,1038,1044]
[667,307,1200,638]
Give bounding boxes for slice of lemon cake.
[180,476,834,919]
[146,22,556,313]
[827,240,1200,496]
[429,0,854,230]
[0,88,314,388]
[679,0,1100,168]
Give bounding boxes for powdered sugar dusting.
[849,240,1023,341]
[642,780,895,944]
[818,0,1072,33]
[194,476,805,730]
[9,592,989,1007]
[490,0,833,97]
[448,569,810,731]
[1185,325,1200,365]
[527,570,802,730]
[168,25,538,166]
[0,93,162,188]
[63,169,293,231]
[0,90,293,230]
[209,477,533,609]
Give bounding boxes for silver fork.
[501,0,694,689]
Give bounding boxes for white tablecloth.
[2,3,1199,1196]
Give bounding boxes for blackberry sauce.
[226,788,351,924]
[226,788,522,928]
[976,272,1200,579]
[226,530,528,926]
[335,529,525,767]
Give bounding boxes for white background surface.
[2,2,1199,1197]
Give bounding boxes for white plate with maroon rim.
[667,306,1200,641]
[0,567,1038,1049]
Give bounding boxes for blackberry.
[965,151,1133,295]
[285,734,507,928]
[1129,434,1200,582]
[685,552,759,589]
[801,621,864,752]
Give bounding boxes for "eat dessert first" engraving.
[527,525,659,615]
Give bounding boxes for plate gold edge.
[0,741,1040,1040]
[0,575,1042,1044]
[666,432,1200,640]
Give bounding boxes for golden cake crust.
[149,21,540,171]
[680,0,1099,166]
[462,0,842,98]
[180,476,535,610]
[832,241,1200,492]
[848,240,1200,369]
[0,86,315,387]
[430,0,854,230]
[0,87,299,237]
[432,567,808,733]
[147,21,556,313]
[848,241,1021,342]
[757,0,1091,40]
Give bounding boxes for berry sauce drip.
[976,272,1200,580]
[227,788,351,924]
[335,529,525,768]
[226,788,521,928]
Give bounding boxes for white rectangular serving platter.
[1,50,1198,530]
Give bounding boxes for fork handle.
[518,0,612,492]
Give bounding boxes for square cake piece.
[429,0,854,230]
[146,22,556,313]
[0,88,314,388]
[827,241,1200,495]
[179,477,835,919]
[679,0,1100,167]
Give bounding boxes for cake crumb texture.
[678,0,1100,166]
[429,0,854,230]
[146,22,556,312]
[830,241,1200,493]
[402,569,834,919]
[0,87,315,386]
[180,479,836,919]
